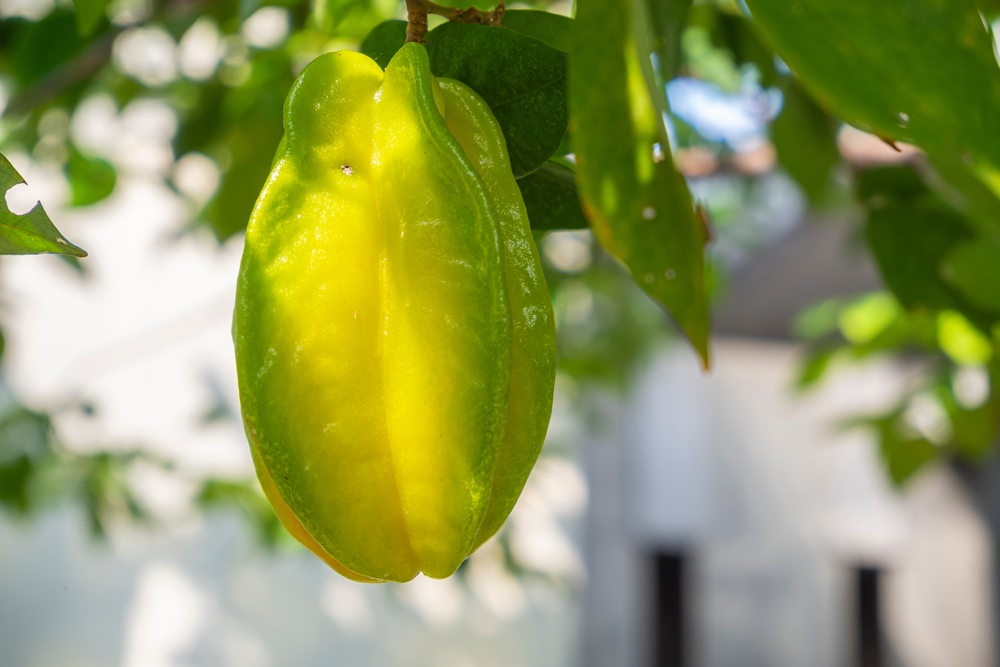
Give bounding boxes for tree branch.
[404,0,505,43]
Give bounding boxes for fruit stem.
[404,0,506,43]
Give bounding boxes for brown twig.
[404,0,505,43]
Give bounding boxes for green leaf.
[709,9,778,87]
[8,11,90,89]
[796,345,837,388]
[772,79,839,203]
[313,0,397,39]
[878,416,939,485]
[204,114,285,240]
[71,0,110,35]
[67,149,116,207]
[865,201,971,313]
[941,238,1000,314]
[946,381,1000,459]
[838,292,901,345]
[357,19,571,177]
[568,0,710,365]
[937,310,993,365]
[927,154,1000,237]
[196,479,288,547]
[517,160,587,231]
[0,457,33,514]
[177,52,294,241]
[0,154,87,257]
[360,19,407,68]
[502,9,574,52]
[426,22,568,178]
[856,165,928,204]
[681,24,742,91]
[645,0,692,81]
[742,0,1000,174]
[951,401,998,459]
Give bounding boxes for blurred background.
[1,0,999,665]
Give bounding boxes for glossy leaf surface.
[517,160,587,230]
[0,154,86,257]
[569,0,710,365]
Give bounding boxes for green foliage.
[542,236,675,387]
[874,413,940,486]
[71,0,110,36]
[569,0,710,366]
[0,153,87,257]
[941,239,1000,314]
[313,0,397,38]
[427,23,567,178]
[743,0,1000,212]
[175,52,295,241]
[67,149,116,207]
[771,79,838,204]
[516,160,587,231]
[359,18,408,67]
[0,401,165,537]
[5,11,90,89]
[866,202,974,313]
[361,19,569,178]
[0,0,997,536]
[502,8,574,52]
[196,479,290,547]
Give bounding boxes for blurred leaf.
[937,310,993,366]
[796,345,837,388]
[877,415,939,485]
[645,0,692,81]
[928,155,1000,237]
[0,153,87,257]
[177,52,293,240]
[548,249,673,387]
[793,296,843,340]
[6,11,90,88]
[426,22,568,178]
[865,201,972,314]
[856,165,928,204]
[196,479,288,546]
[772,79,838,203]
[710,9,777,86]
[67,148,116,206]
[517,160,587,230]
[314,0,396,40]
[978,0,1000,16]
[79,451,156,538]
[941,238,1000,314]
[0,406,53,464]
[838,292,901,345]
[0,457,33,513]
[681,24,741,91]
[569,0,710,366]
[0,406,51,514]
[71,0,110,35]
[947,384,1000,459]
[359,19,407,68]
[205,113,285,240]
[742,0,1000,177]
[502,9,574,52]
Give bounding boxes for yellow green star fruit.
[233,43,556,583]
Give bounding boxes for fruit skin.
[233,43,555,583]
